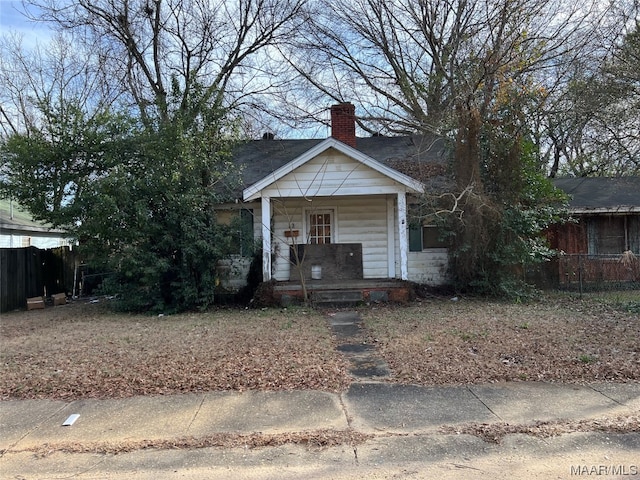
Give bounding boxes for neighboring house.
[0,199,72,249]
[0,200,77,312]
[550,177,640,286]
[217,103,452,300]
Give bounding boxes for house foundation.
[273,279,412,307]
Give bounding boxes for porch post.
[261,195,272,281]
[397,192,409,280]
[387,196,396,278]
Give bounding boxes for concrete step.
[312,289,364,307]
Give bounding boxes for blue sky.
[0,1,53,47]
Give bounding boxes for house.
[0,199,72,249]
[550,177,640,287]
[217,103,452,302]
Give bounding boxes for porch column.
[261,195,272,281]
[387,196,396,278]
[397,192,409,280]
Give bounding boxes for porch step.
[312,289,364,307]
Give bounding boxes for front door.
[307,209,334,244]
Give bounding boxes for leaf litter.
[1,293,639,451]
[360,294,640,385]
[0,302,351,400]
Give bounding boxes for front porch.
[273,278,412,307]
[241,138,425,286]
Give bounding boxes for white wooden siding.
[233,200,298,282]
[261,150,410,199]
[271,199,302,281]
[391,202,449,285]
[407,250,449,285]
[338,196,388,278]
[267,196,390,280]
[217,256,252,291]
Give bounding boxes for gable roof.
[553,177,640,213]
[234,134,451,201]
[243,138,429,201]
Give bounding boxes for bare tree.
[279,0,603,137]
[544,2,640,177]
[271,0,607,293]
[26,0,308,125]
[0,31,119,136]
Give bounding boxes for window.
[235,209,255,256]
[308,210,333,244]
[408,203,448,252]
[218,208,254,256]
[587,215,640,255]
[409,224,448,251]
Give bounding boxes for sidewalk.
[1,381,639,479]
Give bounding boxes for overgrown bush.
[439,106,568,299]
[79,94,242,312]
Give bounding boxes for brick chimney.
[330,102,356,147]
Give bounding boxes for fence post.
[578,254,583,298]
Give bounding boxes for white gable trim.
[242,138,425,201]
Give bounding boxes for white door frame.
[303,207,337,244]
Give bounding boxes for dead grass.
[361,292,640,385]
[21,429,372,456]
[0,302,351,400]
[439,414,640,444]
[1,292,639,401]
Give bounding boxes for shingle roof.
[231,134,452,198]
[553,177,640,212]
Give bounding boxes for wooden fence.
[0,246,76,313]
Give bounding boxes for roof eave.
[569,206,640,214]
[0,223,67,234]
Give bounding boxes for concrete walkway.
[1,381,639,479]
[328,311,391,379]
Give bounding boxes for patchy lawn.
[1,292,639,401]
[0,303,351,400]
[361,292,640,385]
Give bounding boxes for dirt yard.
[1,292,639,400]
